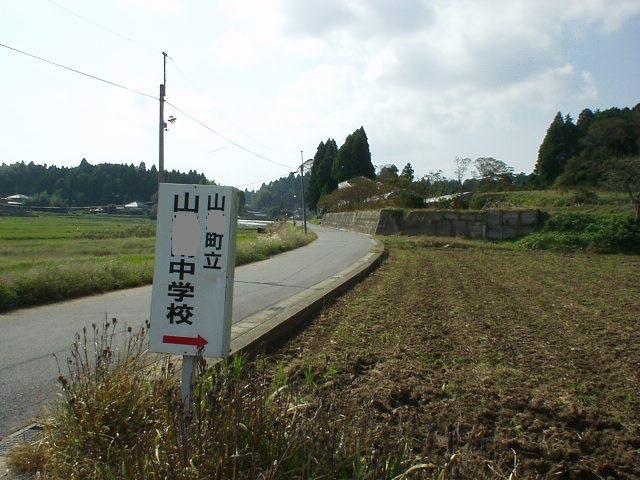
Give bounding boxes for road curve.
[0,225,374,437]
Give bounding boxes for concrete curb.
[230,236,386,357]
[0,234,386,479]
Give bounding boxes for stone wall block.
[452,220,468,236]
[468,223,484,239]
[502,211,520,227]
[486,211,502,227]
[502,226,518,239]
[519,211,538,226]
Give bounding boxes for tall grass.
[9,323,413,479]
[235,222,316,264]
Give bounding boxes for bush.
[573,189,599,205]
[468,195,486,210]
[516,212,640,253]
[391,191,424,209]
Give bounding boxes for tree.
[413,170,451,197]
[307,141,326,209]
[351,127,375,180]
[0,159,212,206]
[559,112,638,186]
[608,156,640,220]
[576,108,595,134]
[453,156,472,186]
[378,164,399,184]
[473,157,514,183]
[535,112,580,185]
[317,139,338,199]
[332,127,375,183]
[399,163,414,184]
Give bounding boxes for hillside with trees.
[312,104,639,218]
[248,126,375,216]
[245,172,310,219]
[0,159,210,206]
[535,104,640,187]
[308,127,375,207]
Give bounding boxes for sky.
[1,0,639,189]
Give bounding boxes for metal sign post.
[149,183,238,406]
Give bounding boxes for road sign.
[149,183,238,358]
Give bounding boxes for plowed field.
[256,237,640,478]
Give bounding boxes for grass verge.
[0,217,316,312]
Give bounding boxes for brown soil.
[253,237,640,479]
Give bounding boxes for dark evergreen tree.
[400,163,414,184]
[332,127,375,183]
[535,112,580,185]
[577,108,595,134]
[351,127,375,180]
[332,133,354,183]
[307,141,326,210]
[318,139,338,195]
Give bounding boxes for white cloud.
[2,0,638,186]
[117,0,179,13]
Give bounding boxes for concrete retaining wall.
[320,210,382,235]
[323,208,541,240]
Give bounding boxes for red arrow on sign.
[162,334,208,348]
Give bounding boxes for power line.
[166,59,288,157]
[168,57,203,94]
[0,41,158,100]
[165,101,294,170]
[42,0,288,160]
[1,40,294,171]
[45,0,159,53]
[237,166,308,189]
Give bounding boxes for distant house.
[245,210,269,219]
[1,194,32,206]
[123,201,148,213]
[423,192,472,205]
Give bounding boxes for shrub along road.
[0,225,374,437]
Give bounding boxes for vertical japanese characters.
[165,191,227,327]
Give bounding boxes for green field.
[472,189,630,214]
[0,215,314,312]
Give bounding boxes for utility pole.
[299,150,307,234]
[158,51,168,184]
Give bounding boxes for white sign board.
[149,183,238,357]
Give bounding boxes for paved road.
[0,225,373,438]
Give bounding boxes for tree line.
[306,127,376,209]
[246,126,375,216]
[535,104,640,186]
[0,158,210,207]
[244,172,309,219]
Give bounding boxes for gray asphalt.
[0,225,373,438]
